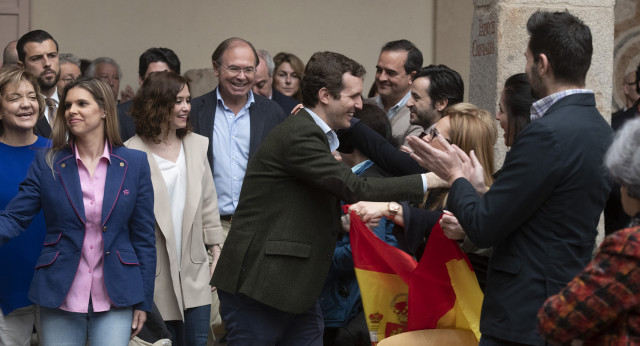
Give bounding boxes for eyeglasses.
[221,65,255,76]
[419,127,452,144]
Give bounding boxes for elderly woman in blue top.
[0,77,156,346]
[0,66,49,346]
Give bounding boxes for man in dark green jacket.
[212,51,426,345]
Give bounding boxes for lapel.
[55,148,86,224]
[125,136,179,258]
[102,147,128,226]
[35,117,52,138]
[248,95,264,157]
[298,109,330,149]
[201,89,218,171]
[180,134,205,238]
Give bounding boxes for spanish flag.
[349,210,483,345]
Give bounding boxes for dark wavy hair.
[130,71,191,143]
[527,10,592,86]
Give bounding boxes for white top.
[153,144,187,269]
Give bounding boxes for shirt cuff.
[421,174,428,194]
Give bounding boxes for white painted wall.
[31,0,435,95]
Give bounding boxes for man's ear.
[212,61,220,78]
[17,61,24,68]
[318,87,330,105]
[436,99,449,112]
[538,53,550,76]
[408,70,417,85]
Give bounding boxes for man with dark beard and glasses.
[17,30,61,138]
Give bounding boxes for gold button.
[102,226,107,232]
[120,162,124,167]
[61,163,66,168]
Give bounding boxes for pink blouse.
[59,142,111,313]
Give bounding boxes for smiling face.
[19,39,60,95]
[273,62,300,98]
[214,42,256,102]
[0,80,40,135]
[375,50,412,105]
[170,84,190,132]
[64,86,105,140]
[323,73,363,130]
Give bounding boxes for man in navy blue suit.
[409,10,612,345]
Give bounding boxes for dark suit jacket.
[189,88,287,172]
[271,89,298,115]
[33,117,51,139]
[116,100,136,142]
[0,145,156,311]
[338,118,425,176]
[611,99,638,131]
[605,100,637,234]
[212,109,424,314]
[447,93,612,344]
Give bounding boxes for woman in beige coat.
[125,71,224,346]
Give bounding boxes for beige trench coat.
[126,133,224,321]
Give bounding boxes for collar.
[216,88,255,111]
[530,89,593,121]
[74,139,111,165]
[375,91,411,117]
[305,108,340,152]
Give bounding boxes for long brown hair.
[0,66,45,136]
[46,78,121,169]
[130,71,191,143]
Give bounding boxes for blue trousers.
[165,304,211,346]
[218,290,323,346]
[39,305,132,346]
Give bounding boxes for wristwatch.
[387,202,400,217]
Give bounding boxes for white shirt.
[153,144,187,268]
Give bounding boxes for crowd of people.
[0,8,638,346]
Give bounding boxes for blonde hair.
[426,103,497,210]
[0,66,45,136]
[46,78,122,169]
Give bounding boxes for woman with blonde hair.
[125,71,224,346]
[272,52,304,102]
[0,77,156,346]
[349,103,497,260]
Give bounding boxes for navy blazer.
[271,89,298,115]
[189,88,287,172]
[337,118,425,176]
[0,145,156,312]
[448,93,612,344]
[116,100,136,142]
[33,117,52,139]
